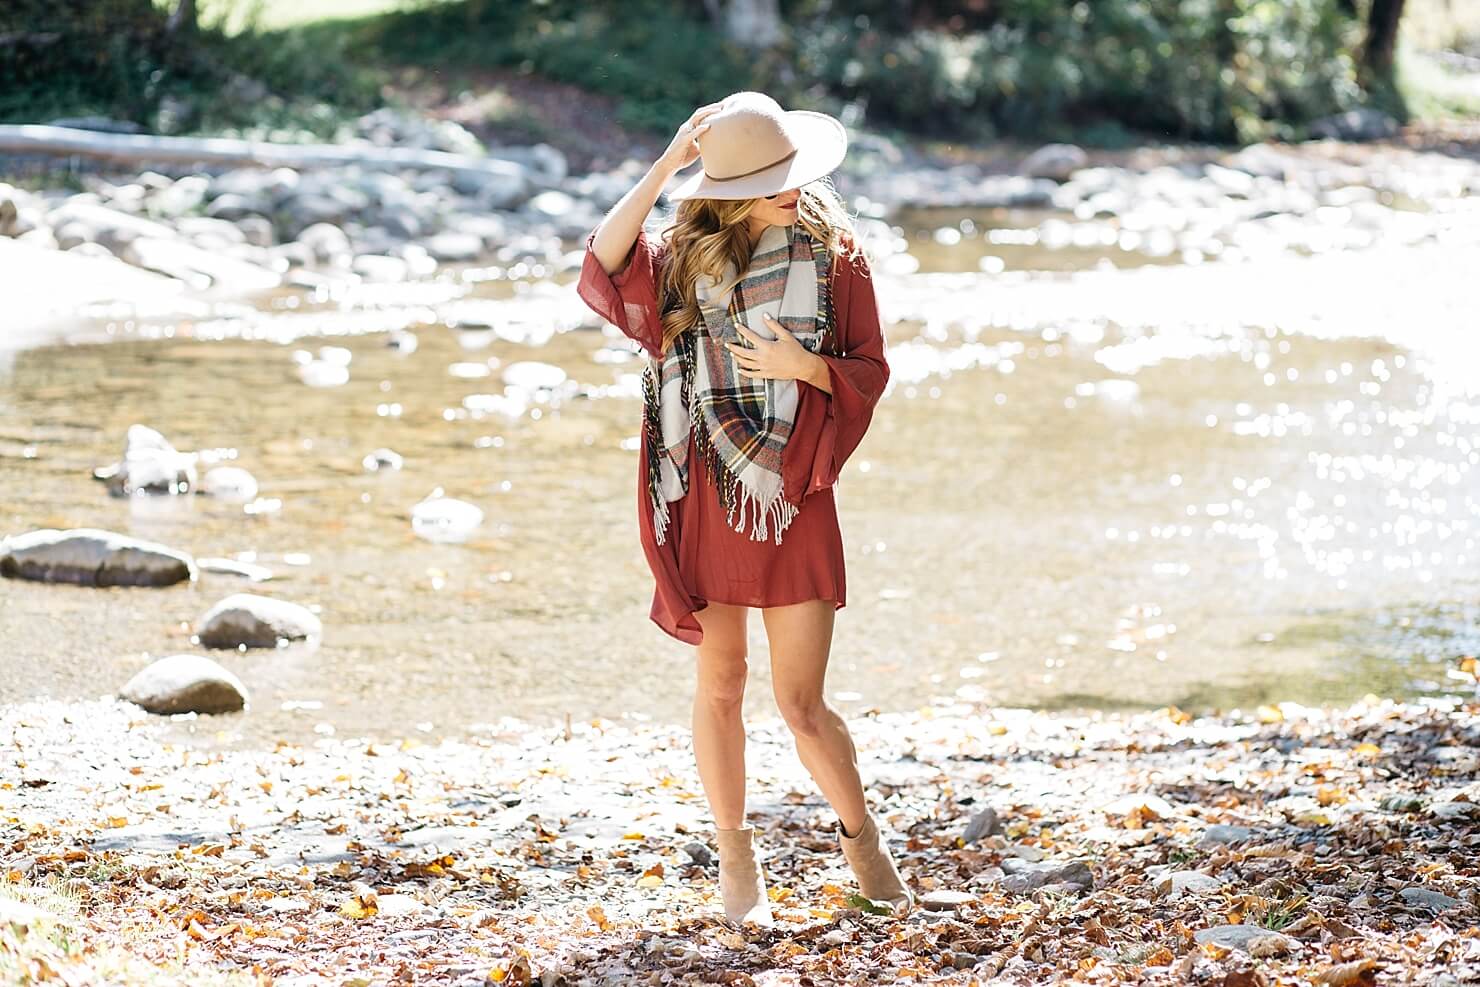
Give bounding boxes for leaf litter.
[2,693,1478,985]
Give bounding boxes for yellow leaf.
[1257,704,1283,723]
[621,832,644,840]
[339,886,378,919]
[1353,743,1381,757]
[637,875,663,888]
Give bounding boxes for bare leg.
[761,599,868,836]
[691,602,751,829]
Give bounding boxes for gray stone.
[201,466,259,502]
[920,890,976,911]
[1199,824,1257,845]
[197,558,273,582]
[1000,859,1093,893]
[1154,870,1224,899]
[236,215,275,248]
[296,222,353,264]
[1399,887,1464,912]
[423,232,483,262]
[1309,109,1400,143]
[119,654,248,714]
[962,807,1001,844]
[1193,925,1296,953]
[1430,801,1480,822]
[197,592,322,649]
[1021,143,1088,182]
[683,842,712,867]
[0,528,196,587]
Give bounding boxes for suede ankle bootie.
[715,825,774,926]
[837,810,914,917]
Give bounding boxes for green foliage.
[346,0,760,131]
[0,0,1424,147]
[0,0,379,136]
[796,0,1369,144]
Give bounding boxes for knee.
[696,655,748,709]
[776,693,830,738]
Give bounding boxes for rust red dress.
[577,225,890,646]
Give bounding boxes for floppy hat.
[666,91,848,202]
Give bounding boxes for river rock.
[1021,143,1088,182]
[1000,859,1093,893]
[119,654,247,714]
[1101,793,1178,819]
[423,232,483,262]
[363,448,404,472]
[96,424,195,497]
[1193,925,1297,954]
[1154,870,1224,899]
[1309,109,1400,143]
[0,528,196,587]
[197,557,273,581]
[122,236,280,293]
[1399,887,1464,911]
[411,490,483,543]
[236,215,275,248]
[962,807,1001,844]
[297,223,353,265]
[196,592,321,649]
[920,890,976,911]
[201,466,259,502]
[1200,823,1258,845]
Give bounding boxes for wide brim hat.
[666,91,848,201]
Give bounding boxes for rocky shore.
[4,693,1478,985]
[4,108,1480,340]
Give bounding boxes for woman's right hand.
[655,102,726,176]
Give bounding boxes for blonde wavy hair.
[653,176,867,358]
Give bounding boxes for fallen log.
[0,124,529,184]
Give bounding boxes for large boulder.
[196,593,321,649]
[119,654,248,714]
[0,528,196,587]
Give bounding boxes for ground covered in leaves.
[3,694,1479,986]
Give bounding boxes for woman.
[576,91,911,925]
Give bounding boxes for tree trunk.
[1363,0,1406,77]
[725,0,784,49]
[166,0,197,36]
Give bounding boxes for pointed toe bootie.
[715,825,774,926]
[837,810,914,917]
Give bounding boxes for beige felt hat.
[666,91,848,202]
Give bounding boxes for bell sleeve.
[783,248,892,505]
[577,226,667,360]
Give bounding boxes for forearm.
[589,162,675,276]
[801,352,833,395]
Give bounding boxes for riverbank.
[4,694,1478,984]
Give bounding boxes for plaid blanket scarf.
[640,221,835,546]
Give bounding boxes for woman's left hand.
[726,314,822,382]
